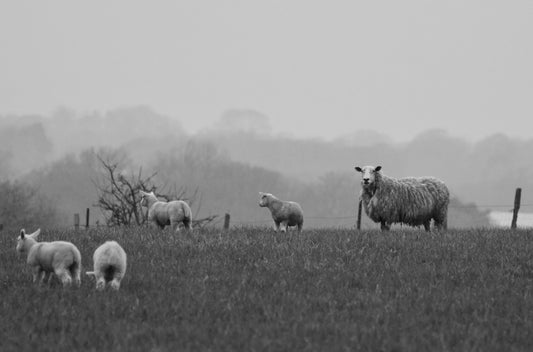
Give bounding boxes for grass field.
[1,226,533,351]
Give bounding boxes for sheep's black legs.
[380,222,390,231]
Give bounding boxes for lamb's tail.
[182,202,193,229]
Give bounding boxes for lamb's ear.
[355,166,362,172]
[20,229,26,239]
[375,166,382,172]
[29,229,41,238]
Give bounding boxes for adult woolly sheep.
[16,228,82,287]
[140,190,193,232]
[354,165,449,231]
[259,192,304,233]
[86,241,127,291]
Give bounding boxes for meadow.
[1,226,533,352]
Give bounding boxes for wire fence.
[67,197,533,228]
[228,202,533,226]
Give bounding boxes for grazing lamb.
[16,228,82,287]
[140,190,193,232]
[354,165,449,232]
[259,192,304,233]
[86,241,127,291]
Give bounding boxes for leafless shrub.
[93,153,217,228]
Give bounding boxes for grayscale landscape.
[1,1,532,351]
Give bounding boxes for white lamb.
[86,241,127,291]
[259,192,304,233]
[16,228,82,287]
[140,190,193,232]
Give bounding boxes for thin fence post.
[224,213,230,230]
[85,208,90,229]
[357,199,362,230]
[511,188,522,229]
[74,213,80,230]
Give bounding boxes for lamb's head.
[139,190,156,208]
[16,228,40,254]
[355,165,382,188]
[259,192,274,207]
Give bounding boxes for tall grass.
[1,226,533,351]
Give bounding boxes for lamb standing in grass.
[259,192,304,233]
[354,165,449,231]
[140,190,193,232]
[16,228,81,287]
[86,241,127,291]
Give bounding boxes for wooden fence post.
[74,213,80,230]
[224,213,230,230]
[86,208,90,229]
[357,199,362,230]
[511,188,522,229]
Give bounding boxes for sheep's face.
[259,192,273,207]
[355,165,382,187]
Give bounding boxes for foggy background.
[1,1,532,229]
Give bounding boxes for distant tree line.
[5,107,531,229]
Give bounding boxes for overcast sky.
[1,1,532,141]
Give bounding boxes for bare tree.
[93,153,218,228]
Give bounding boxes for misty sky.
[1,1,532,142]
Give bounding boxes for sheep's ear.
[139,190,146,196]
[30,229,41,238]
[20,229,26,239]
[355,166,362,172]
[375,166,382,172]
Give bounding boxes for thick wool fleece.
[360,170,449,231]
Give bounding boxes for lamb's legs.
[72,267,81,287]
[54,267,73,287]
[96,277,106,291]
[274,221,281,232]
[110,277,122,290]
[44,272,55,285]
[151,220,164,230]
[32,267,44,284]
[380,221,390,231]
[183,217,193,231]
